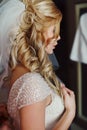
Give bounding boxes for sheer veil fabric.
[0,0,24,88]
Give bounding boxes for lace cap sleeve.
[17,73,51,109]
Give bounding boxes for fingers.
[60,83,65,88]
[61,87,68,98]
[60,80,75,95]
[62,85,75,96]
[60,84,76,115]
[64,87,75,96]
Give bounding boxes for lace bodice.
[7,72,64,130]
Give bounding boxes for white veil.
[0,0,25,88]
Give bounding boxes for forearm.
[52,110,75,130]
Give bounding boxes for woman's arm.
[19,85,76,130]
[19,97,47,130]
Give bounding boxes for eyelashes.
[53,27,56,34]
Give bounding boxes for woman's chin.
[48,50,54,54]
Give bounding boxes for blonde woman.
[0,0,76,130]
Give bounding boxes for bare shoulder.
[10,64,29,86]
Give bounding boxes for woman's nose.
[57,35,61,41]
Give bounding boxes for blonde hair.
[9,0,62,96]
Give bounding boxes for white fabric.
[0,0,25,87]
[7,72,64,130]
[70,13,87,64]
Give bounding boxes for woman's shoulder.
[10,64,29,86]
[8,65,51,108]
[10,64,50,90]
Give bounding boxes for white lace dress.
[7,72,64,130]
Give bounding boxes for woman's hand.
[52,84,76,130]
[61,84,76,118]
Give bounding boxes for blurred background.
[0,0,87,129]
[53,0,87,130]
